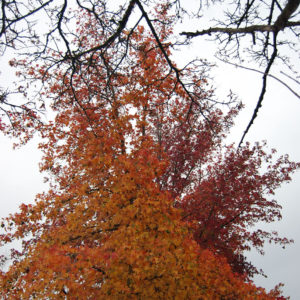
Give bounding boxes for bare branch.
[238,33,278,147]
[280,70,300,85]
[0,0,53,41]
[181,24,276,37]
[273,0,300,31]
[181,0,300,38]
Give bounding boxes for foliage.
[0,3,299,299]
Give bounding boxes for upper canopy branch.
[0,0,53,34]
[181,0,300,38]
[135,0,209,121]
[179,0,300,145]
[180,21,300,37]
[71,0,137,60]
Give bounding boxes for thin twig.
[238,33,278,147]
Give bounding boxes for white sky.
[1,1,300,298]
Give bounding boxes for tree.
[0,0,299,143]
[0,112,280,298]
[1,8,299,297]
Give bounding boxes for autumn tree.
[0,2,299,299]
[0,6,298,299]
[0,108,279,297]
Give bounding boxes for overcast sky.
[1,2,300,298]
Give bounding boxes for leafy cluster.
[0,4,299,299]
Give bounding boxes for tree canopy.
[0,1,299,298]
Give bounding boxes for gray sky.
[1,2,300,298]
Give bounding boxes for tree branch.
[181,24,276,37]
[71,0,137,60]
[135,0,209,122]
[238,33,278,147]
[273,0,300,31]
[0,0,53,38]
[181,0,300,38]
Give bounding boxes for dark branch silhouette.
[181,0,300,144]
[0,0,299,143]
